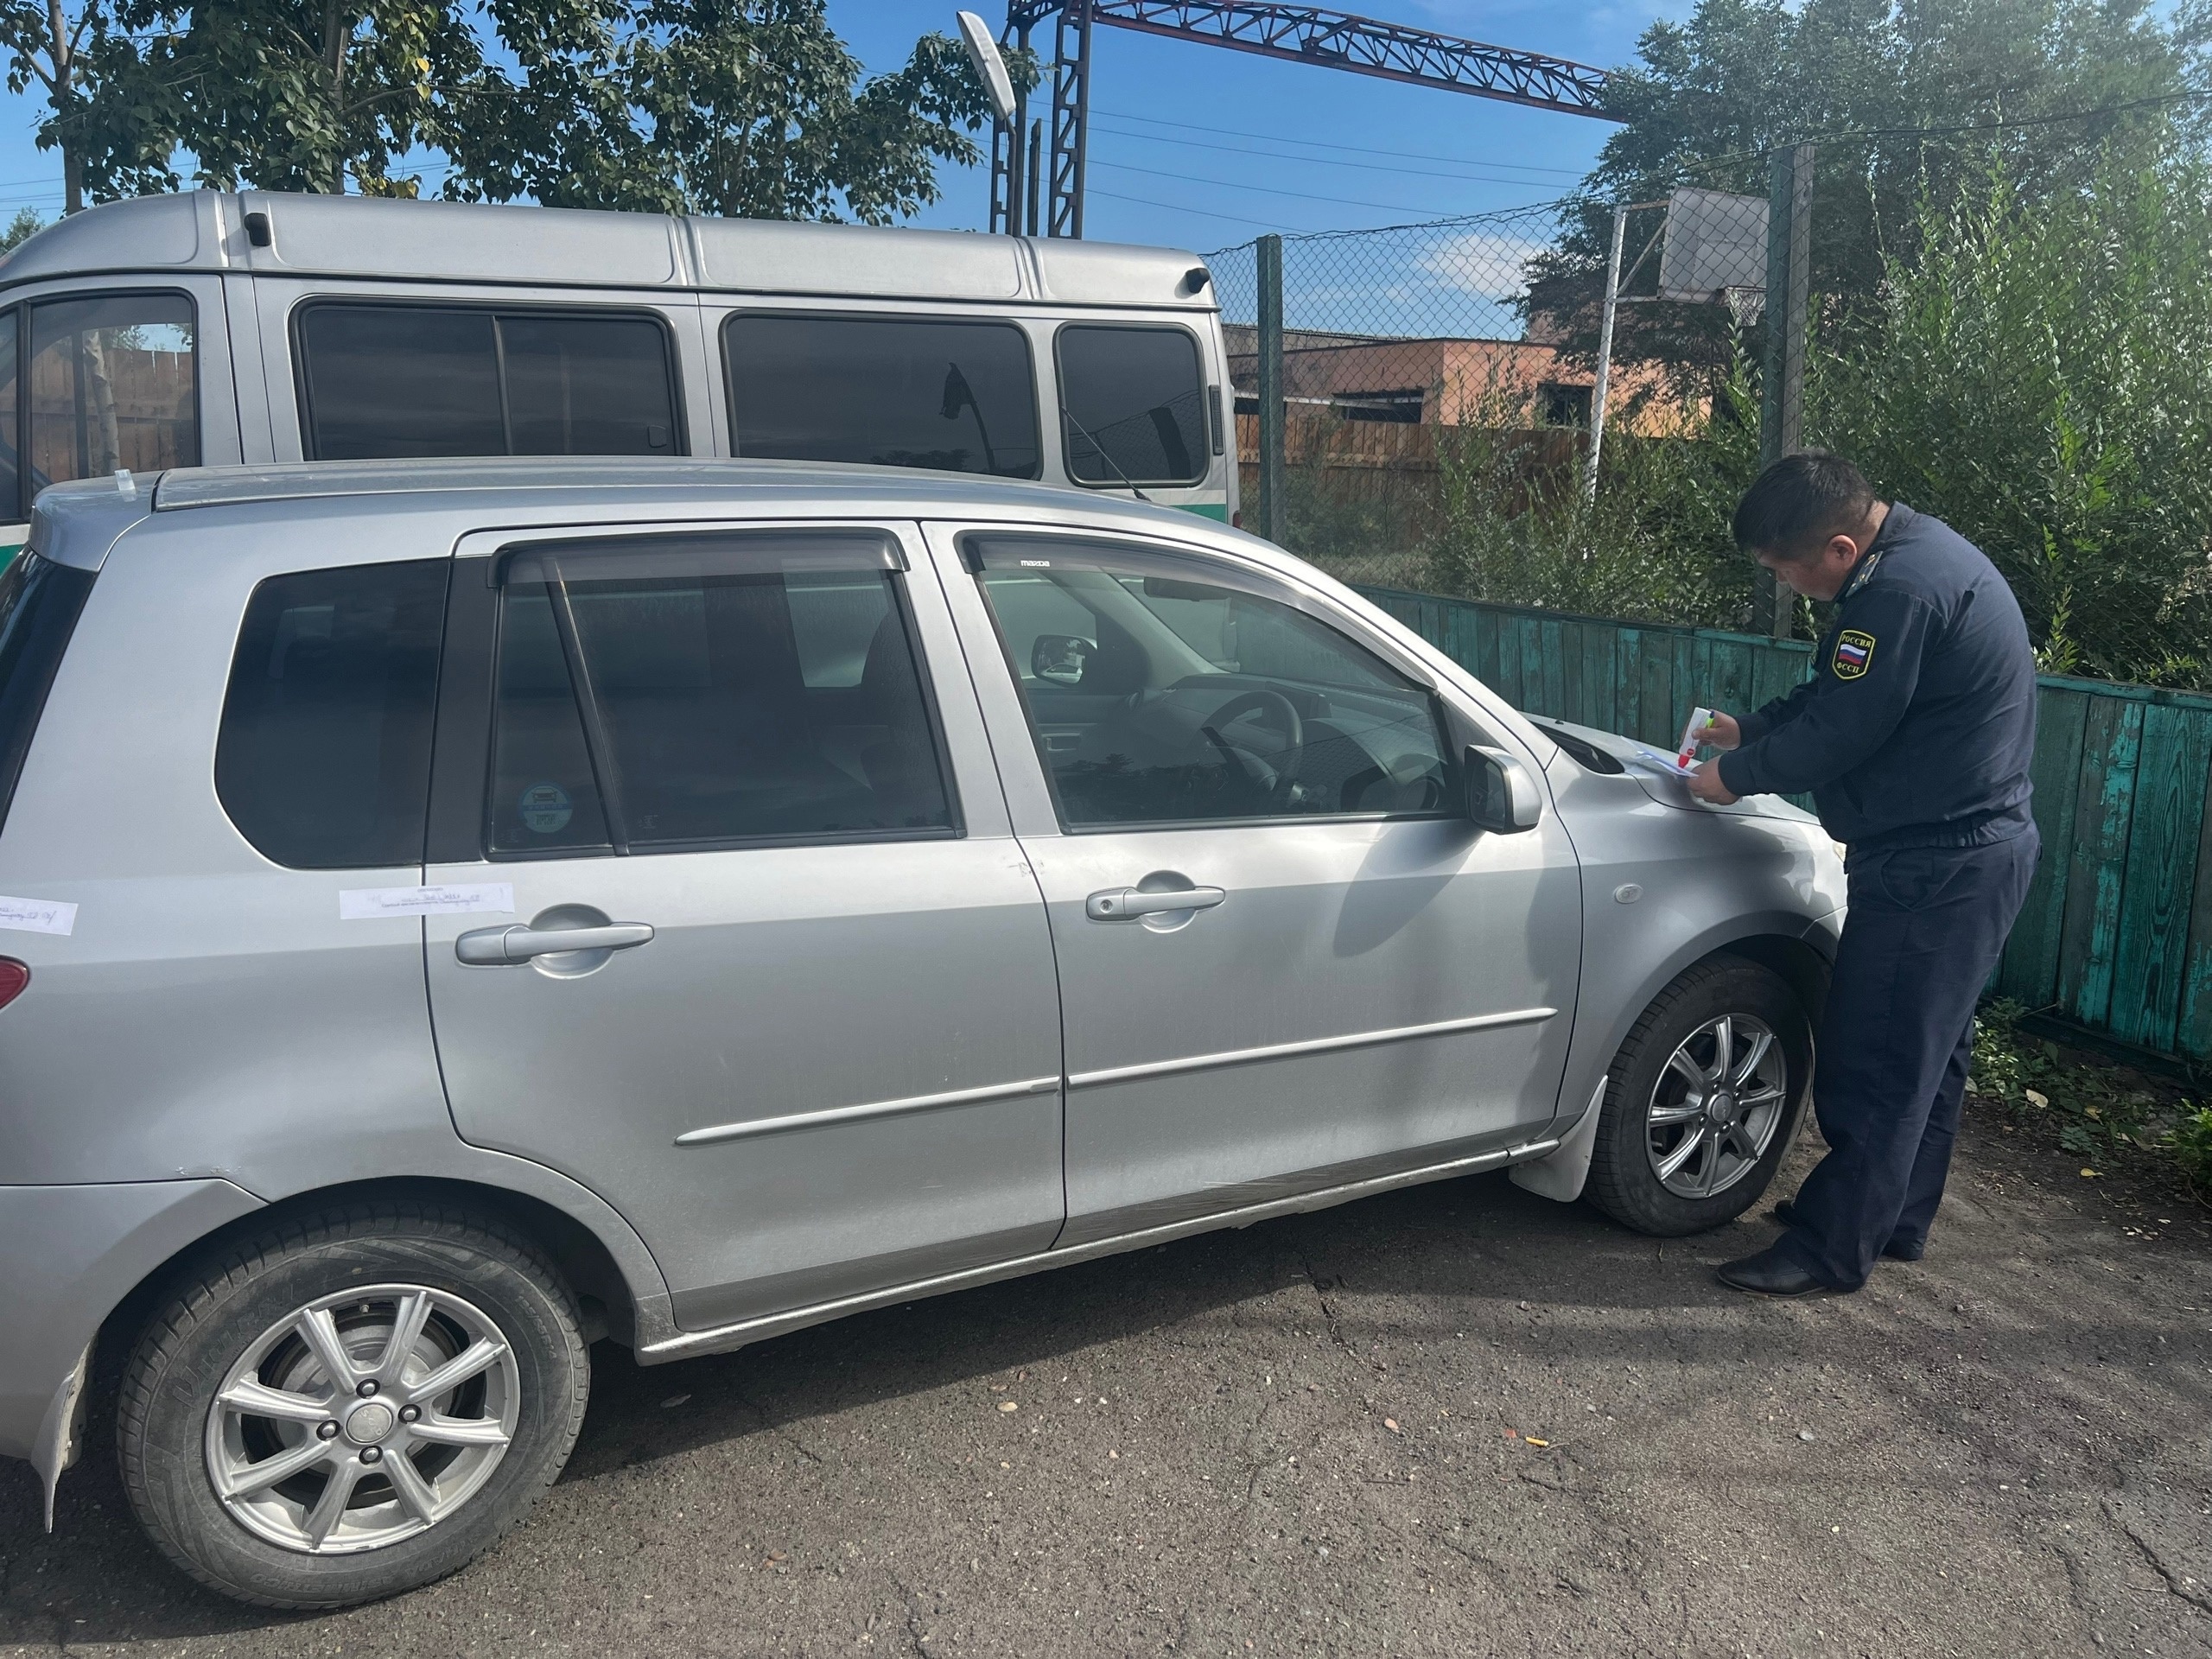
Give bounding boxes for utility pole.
[1583,204,1627,505]
[1255,232,1286,545]
[1757,143,1815,637]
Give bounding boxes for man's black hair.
[1731,451,1879,558]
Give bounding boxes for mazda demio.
[0,459,1843,1606]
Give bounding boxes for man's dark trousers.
[1780,830,2040,1290]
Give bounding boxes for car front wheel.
[117,1199,589,1609]
[1582,957,1812,1236]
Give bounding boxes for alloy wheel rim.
[1643,1013,1788,1199]
[203,1284,519,1555]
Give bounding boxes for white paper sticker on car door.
[0,895,76,935]
[339,884,516,920]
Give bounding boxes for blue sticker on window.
[518,782,574,835]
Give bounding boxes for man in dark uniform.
[1685,452,2040,1295]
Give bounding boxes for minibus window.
[1058,325,1206,487]
[723,314,1039,480]
[26,293,198,498]
[297,304,680,461]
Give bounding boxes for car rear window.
[0,550,95,836]
[1057,324,1206,486]
[215,560,449,868]
[296,304,680,461]
[723,313,1040,480]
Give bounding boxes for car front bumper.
[0,1178,263,1524]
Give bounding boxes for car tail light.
[0,958,28,1011]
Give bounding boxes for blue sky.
[0,0,1691,251]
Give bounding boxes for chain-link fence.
[1210,185,1783,610]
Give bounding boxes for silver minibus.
[0,190,1238,555]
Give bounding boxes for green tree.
[0,206,43,250]
[0,0,173,211]
[128,0,493,195]
[448,0,1006,221]
[1528,0,2195,368]
[1809,162,2212,686]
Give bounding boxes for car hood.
[1529,717,1823,827]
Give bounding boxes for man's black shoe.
[1716,1244,1836,1296]
[1769,1199,1926,1262]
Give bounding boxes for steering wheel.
[1199,688,1306,805]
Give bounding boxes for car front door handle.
[1085,887,1227,921]
[455,922,656,965]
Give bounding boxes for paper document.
[0,895,76,935]
[340,884,516,920]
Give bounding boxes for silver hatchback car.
[0,460,1843,1606]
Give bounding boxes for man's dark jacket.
[1716,503,2038,849]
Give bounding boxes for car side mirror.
[1032,633,1096,687]
[1465,745,1541,833]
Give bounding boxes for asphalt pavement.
[3,1107,2209,1658]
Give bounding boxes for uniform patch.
[1833,629,1877,680]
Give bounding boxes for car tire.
[117,1198,589,1610]
[1582,958,1812,1236]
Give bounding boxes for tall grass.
[1811,162,2212,688]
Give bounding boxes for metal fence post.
[1757,143,1815,637]
[1256,232,1287,545]
[1583,204,1628,505]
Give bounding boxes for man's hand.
[1687,760,1740,805]
[1703,711,1743,751]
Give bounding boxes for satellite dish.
[957,11,1019,127]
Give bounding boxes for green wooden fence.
[1356,585,2212,1069]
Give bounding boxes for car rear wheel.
[118,1199,589,1609]
[1582,958,1812,1236]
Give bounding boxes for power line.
[1089,156,1555,215]
[1090,121,1592,188]
[1093,107,1586,176]
[1086,187,1323,232]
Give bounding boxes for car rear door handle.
[455,922,655,964]
[1085,887,1226,921]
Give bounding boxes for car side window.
[296,304,680,461]
[215,559,449,868]
[969,535,1453,830]
[486,531,955,857]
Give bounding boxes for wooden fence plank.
[2057,697,2145,1031]
[1618,630,1644,739]
[2176,759,2212,1060]
[1668,637,1695,748]
[1641,636,1677,747]
[1558,621,1587,726]
[1998,686,2090,1008]
[1441,599,1478,680]
[1474,606,1501,692]
[1491,615,1522,707]
[2109,703,2212,1052]
[1707,637,1754,723]
[1586,626,1619,734]
[1537,618,1567,717]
